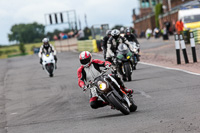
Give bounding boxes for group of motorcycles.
[39,40,140,115]
[114,41,140,81]
[86,41,140,115]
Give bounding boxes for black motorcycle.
[116,43,134,81]
[86,67,137,115]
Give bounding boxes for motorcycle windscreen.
[117,43,130,55]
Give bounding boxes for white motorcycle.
[130,42,140,70]
[42,52,56,77]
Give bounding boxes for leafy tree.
[19,43,26,54]
[0,51,3,56]
[84,27,91,39]
[155,3,163,28]
[111,25,124,30]
[8,22,45,43]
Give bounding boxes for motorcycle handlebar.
[84,67,113,91]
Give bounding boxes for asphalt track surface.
[1,51,200,133]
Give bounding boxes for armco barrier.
[55,38,78,52]
[78,39,99,52]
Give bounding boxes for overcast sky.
[0,0,139,45]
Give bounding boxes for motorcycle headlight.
[97,81,107,91]
[127,56,130,59]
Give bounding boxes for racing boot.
[120,86,133,95]
[54,56,58,69]
[55,63,57,69]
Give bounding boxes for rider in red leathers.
[77,51,133,109]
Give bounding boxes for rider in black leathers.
[124,28,139,44]
[102,30,112,60]
[124,28,140,62]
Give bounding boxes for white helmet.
[120,27,125,33]
[42,38,49,43]
[42,38,49,48]
[111,29,120,39]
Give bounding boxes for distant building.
[132,0,199,37]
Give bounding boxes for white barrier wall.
[55,38,78,52]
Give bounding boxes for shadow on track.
[86,111,141,120]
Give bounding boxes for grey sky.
[0,0,139,45]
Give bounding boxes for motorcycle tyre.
[124,63,132,81]
[108,93,130,115]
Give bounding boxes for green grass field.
[0,41,55,59]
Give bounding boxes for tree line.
[8,22,76,44]
[8,22,126,44]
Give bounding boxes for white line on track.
[136,90,152,98]
[139,62,200,76]
[10,112,18,115]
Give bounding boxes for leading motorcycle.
[85,67,137,115]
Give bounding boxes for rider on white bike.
[38,38,57,68]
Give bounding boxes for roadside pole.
[174,34,181,64]
[179,34,189,64]
[190,32,197,62]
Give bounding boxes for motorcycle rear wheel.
[129,98,137,112]
[108,93,130,115]
[129,103,137,112]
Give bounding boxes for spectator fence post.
[174,34,181,64]
[179,34,189,64]
[189,32,197,62]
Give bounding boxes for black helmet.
[125,28,131,34]
[106,30,112,36]
[111,29,120,40]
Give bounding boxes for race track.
[0,52,200,133]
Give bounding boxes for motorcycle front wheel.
[46,63,54,77]
[124,63,132,81]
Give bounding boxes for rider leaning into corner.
[106,29,134,63]
[77,51,133,109]
[38,38,58,68]
[102,30,112,60]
